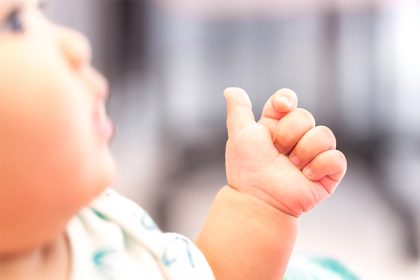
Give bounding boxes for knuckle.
[295,108,315,127]
[298,145,312,158]
[335,150,347,164]
[316,126,336,148]
[275,131,291,152]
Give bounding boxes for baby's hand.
[224,88,347,217]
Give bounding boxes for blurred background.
[47,0,420,278]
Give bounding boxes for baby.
[0,0,347,279]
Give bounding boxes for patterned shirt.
[66,189,358,280]
[66,189,214,279]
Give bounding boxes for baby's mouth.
[95,102,114,141]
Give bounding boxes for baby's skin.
[225,88,345,217]
[0,0,347,279]
[196,88,346,279]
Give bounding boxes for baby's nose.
[56,26,92,70]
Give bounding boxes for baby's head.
[0,0,116,254]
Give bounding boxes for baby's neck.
[0,232,70,280]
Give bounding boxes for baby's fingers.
[302,150,347,194]
[224,87,256,137]
[259,89,298,130]
[289,126,337,169]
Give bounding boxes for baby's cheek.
[57,99,115,204]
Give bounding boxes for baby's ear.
[224,87,255,137]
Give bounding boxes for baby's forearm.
[195,186,297,280]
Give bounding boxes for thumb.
[224,87,256,137]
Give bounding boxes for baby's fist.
[224,88,347,217]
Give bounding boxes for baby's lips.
[95,102,114,141]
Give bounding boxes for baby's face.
[0,0,116,253]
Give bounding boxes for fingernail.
[303,167,312,179]
[275,96,291,109]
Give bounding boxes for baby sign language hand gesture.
[224,88,347,217]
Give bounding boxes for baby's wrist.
[223,182,301,219]
[219,185,298,224]
[197,185,297,279]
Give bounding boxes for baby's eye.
[4,8,25,33]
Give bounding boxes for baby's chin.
[85,148,117,202]
[0,152,116,256]
[96,153,117,196]
[0,225,64,256]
